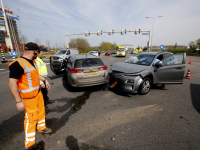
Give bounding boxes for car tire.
[138,78,151,95]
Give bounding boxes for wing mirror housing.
[155,61,163,67]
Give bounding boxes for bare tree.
[63,43,66,49]
[35,38,40,45]
[46,40,51,52]
[55,42,58,52]
[19,35,28,44]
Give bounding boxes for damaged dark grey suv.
[110,52,186,95]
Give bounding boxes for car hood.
[52,54,65,58]
[111,62,149,73]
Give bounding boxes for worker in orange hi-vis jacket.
[8,42,52,150]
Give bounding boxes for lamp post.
[145,16,162,51]
[102,36,105,53]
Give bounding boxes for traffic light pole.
[66,29,151,51]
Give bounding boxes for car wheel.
[139,78,151,95]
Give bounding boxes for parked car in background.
[111,50,117,54]
[105,51,112,56]
[88,51,98,57]
[110,52,186,95]
[130,50,136,54]
[50,49,79,74]
[92,49,101,56]
[116,49,126,57]
[64,54,109,88]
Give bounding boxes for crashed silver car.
[110,52,186,94]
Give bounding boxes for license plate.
[110,81,118,88]
[54,60,58,61]
[86,71,98,75]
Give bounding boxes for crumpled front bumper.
[110,73,143,93]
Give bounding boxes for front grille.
[53,57,59,60]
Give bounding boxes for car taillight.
[99,65,107,71]
[70,68,83,74]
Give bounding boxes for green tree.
[195,38,200,46]
[69,38,91,53]
[174,42,177,49]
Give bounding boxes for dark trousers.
[41,87,49,107]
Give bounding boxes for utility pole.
[1,0,14,51]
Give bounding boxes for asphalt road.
[0,54,200,150]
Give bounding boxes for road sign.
[0,11,20,20]
[142,33,149,35]
[0,20,4,25]
[187,46,190,49]
[160,45,164,50]
[0,26,5,31]
[196,46,199,50]
[11,51,17,57]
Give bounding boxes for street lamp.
[145,16,163,51]
[102,36,105,53]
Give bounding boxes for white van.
[50,49,79,74]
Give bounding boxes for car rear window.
[118,50,124,52]
[74,58,104,68]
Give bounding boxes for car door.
[66,57,73,83]
[153,53,186,84]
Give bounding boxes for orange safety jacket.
[8,58,40,99]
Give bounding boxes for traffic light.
[97,30,100,36]
[101,31,102,35]
[139,29,141,34]
[125,29,126,34]
[134,29,138,35]
[120,29,124,35]
[85,31,88,36]
[108,30,112,35]
[116,46,118,50]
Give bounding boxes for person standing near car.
[135,46,143,53]
[35,49,51,109]
[8,42,52,150]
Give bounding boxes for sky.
[3,0,200,48]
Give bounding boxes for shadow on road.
[190,83,200,114]
[66,135,114,150]
[0,112,24,147]
[46,86,107,134]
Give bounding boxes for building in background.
[0,8,20,51]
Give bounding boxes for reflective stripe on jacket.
[8,58,40,99]
[35,57,48,77]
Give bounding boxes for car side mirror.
[155,61,163,67]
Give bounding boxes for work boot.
[38,127,52,134]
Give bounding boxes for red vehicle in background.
[105,50,112,56]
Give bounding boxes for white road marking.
[0,71,9,74]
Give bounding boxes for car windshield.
[124,54,155,66]
[74,58,104,68]
[118,50,124,52]
[56,50,67,55]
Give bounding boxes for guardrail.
[187,53,200,56]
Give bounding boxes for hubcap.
[142,80,150,93]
